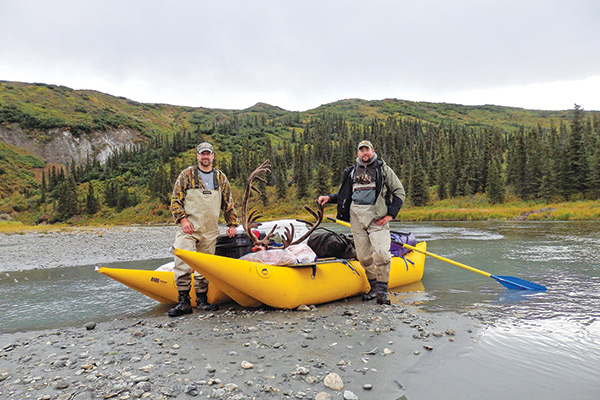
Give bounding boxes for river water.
[1,221,599,399]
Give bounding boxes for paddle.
[326,216,547,291]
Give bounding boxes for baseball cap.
[357,140,374,151]
[196,142,214,154]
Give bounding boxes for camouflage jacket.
[170,166,238,226]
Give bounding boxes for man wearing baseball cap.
[169,142,238,316]
[317,140,405,305]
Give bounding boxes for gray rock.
[184,384,199,396]
[136,381,152,392]
[55,380,70,389]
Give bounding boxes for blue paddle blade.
[492,275,547,291]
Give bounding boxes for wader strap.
[193,166,200,189]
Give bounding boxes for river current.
[1,221,599,399]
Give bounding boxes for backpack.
[308,228,357,259]
[389,231,417,257]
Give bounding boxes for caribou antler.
[241,160,277,249]
[281,202,324,248]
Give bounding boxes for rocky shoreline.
[0,299,483,400]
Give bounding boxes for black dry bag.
[308,228,356,259]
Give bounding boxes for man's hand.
[226,225,237,238]
[376,215,393,226]
[180,217,194,234]
[317,195,330,206]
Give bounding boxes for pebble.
[323,372,344,390]
[55,380,69,389]
[344,390,359,400]
[84,321,96,330]
[363,383,373,390]
[241,360,254,369]
[293,366,310,375]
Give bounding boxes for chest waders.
[170,168,222,316]
[350,203,392,305]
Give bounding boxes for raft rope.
[341,259,360,276]
[401,255,415,271]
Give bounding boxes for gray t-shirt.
[200,170,215,190]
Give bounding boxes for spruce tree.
[56,175,78,221]
[525,127,543,198]
[314,163,331,197]
[486,159,504,204]
[117,188,131,212]
[507,130,529,199]
[563,104,588,197]
[258,179,269,207]
[85,182,100,215]
[149,165,172,205]
[105,181,118,208]
[275,164,288,200]
[40,171,47,211]
[295,146,308,199]
[589,137,600,199]
[409,152,429,207]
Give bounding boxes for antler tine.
[281,224,295,248]
[248,209,264,226]
[284,202,324,248]
[241,160,272,248]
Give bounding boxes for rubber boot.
[375,281,391,305]
[168,290,193,317]
[196,292,219,311]
[362,279,377,301]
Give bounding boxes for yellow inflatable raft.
[98,241,426,309]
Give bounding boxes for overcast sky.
[1,0,599,111]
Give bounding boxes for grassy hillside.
[310,98,576,130]
[1,81,588,139]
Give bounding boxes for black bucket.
[215,232,253,259]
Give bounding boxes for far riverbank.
[1,199,598,234]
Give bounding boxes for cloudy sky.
[1,0,599,111]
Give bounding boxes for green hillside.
[1,80,599,225]
[0,81,582,137]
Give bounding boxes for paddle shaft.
[328,217,491,277]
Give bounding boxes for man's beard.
[200,158,212,167]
